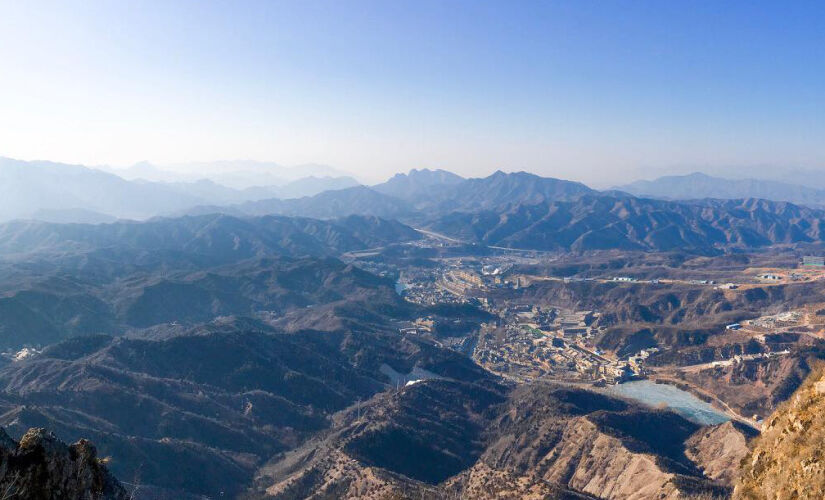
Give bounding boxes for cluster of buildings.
[758,273,782,281]
[704,349,791,369]
[400,280,468,306]
[441,267,522,296]
[394,259,523,306]
[746,311,802,329]
[398,317,435,336]
[803,256,825,267]
[472,302,650,384]
[473,317,651,385]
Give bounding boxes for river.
[607,380,730,426]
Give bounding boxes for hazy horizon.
[4,154,823,190]
[3,1,825,187]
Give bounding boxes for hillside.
[0,212,425,350]
[0,213,419,260]
[0,319,488,498]
[160,171,825,258]
[735,365,825,499]
[375,169,596,214]
[234,186,415,219]
[0,253,415,349]
[254,380,746,499]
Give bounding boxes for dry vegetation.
[735,362,825,499]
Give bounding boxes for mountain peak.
[684,171,714,179]
[406,168,463,180]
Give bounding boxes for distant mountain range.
[225,185,416,219]
[0,157,359,223]
[9,156,825,255]
[617,172,825,207]
[111,159,356,188]
[174,169,825,254]
[373,168,594,213]
[427,195,825,253]
[186,168,596,220]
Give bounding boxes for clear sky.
[1,0,824,185]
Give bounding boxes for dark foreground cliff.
[0,427,127,500]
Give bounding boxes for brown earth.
[735,364,825,499]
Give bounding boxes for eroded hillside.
[735,365,825,499]
[253,381,751,499]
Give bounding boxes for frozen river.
[607,380,730,426]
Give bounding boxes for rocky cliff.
[735,365,825,499]
[0,427,127,499]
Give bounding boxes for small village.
[387,255,658,385]
[385,250,825,388]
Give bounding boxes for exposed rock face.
[0,427,127,499]
[675,353,816,420]
[467,384,732,500]
[685,421,755,486]
[479,415,687,500]
[735,367,825,499]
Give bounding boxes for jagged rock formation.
[735,366,825,499]
[0,427,127,499]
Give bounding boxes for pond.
[607,380,730,426]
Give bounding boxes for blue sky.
[1,0,823,185]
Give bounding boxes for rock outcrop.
[0,427,128,499]
[685,421,756,486]
[735,366,825,499]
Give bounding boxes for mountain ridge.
[426,194,825,253]
[617,172,825,208]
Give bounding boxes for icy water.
[395,280,407,295]
[607,380,730,426]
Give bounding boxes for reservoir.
[607,380,730,426]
